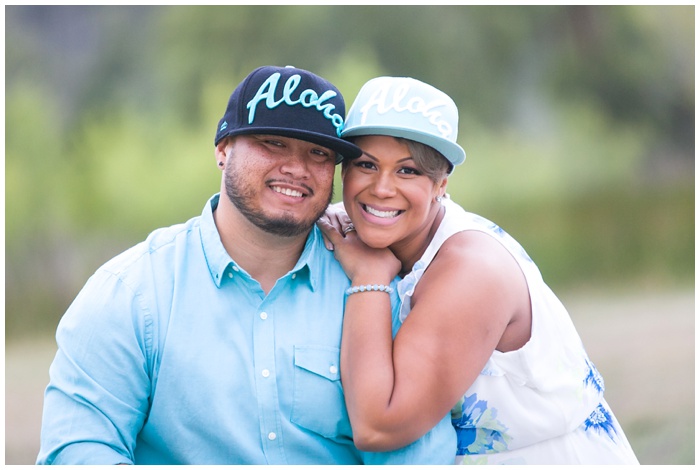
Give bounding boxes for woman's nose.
[370,172,397,198]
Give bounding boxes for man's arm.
[37,269,153,464]
[360,412,456,464]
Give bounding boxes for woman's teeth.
[364,205,400,218]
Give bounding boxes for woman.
[317,76,639,464]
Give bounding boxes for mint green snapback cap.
[342,76,466,167]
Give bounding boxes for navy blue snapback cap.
[215,65,361,163]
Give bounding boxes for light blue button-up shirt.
[37,194,456,465]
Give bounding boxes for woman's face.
[342,135,446,251]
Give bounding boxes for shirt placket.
[252,294,286,464]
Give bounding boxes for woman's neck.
[393,203,446,278]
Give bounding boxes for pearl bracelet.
[345,284,394,296]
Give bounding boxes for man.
[36,65,456,464]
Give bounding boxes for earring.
[436,195,443,202]
[218,162,224,167]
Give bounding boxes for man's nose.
[279,150,311,178]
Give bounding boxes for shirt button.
[232,265,240,272]
[268,432,277,441]
[261,369,270,378]
[260,312,268,320]
[291,273,297,280]
[329,365,338,374]
[228,272,233,278]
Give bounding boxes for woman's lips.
[360,203,404,226]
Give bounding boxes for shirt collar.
[200,193,319,291]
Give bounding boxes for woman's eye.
[398,167,421,176]
[353,160,375,170]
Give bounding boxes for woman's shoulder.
[435,228,513,271]
[425,230,530,317]
[418,232,519,309]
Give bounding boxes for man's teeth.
[272,186,303,197]
[365,205,399,218]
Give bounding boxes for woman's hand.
[318,202,352,250]
[317,213,401,285]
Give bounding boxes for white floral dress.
[395,197,639,464]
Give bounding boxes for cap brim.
[222,127,362,163]
[342,125,466,167]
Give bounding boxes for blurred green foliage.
[5,5,694,339]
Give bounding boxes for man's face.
[223,134,336,237]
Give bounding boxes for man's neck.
[213,199,310,294]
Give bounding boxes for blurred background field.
[4,5,695,464]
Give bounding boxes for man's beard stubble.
[224,165,333,237]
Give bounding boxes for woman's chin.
[357,231,395,250]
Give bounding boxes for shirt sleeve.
[360,413,456,464]
[37,268,153,464]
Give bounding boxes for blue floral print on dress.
[584,358,605,393]
[451,393,512,455]
[583,403,619,441]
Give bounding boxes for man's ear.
[215,138,230,169]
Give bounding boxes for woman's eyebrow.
[360,152,414,163]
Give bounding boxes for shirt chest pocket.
[291,345,352,440]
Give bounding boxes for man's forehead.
[247,134,336,153]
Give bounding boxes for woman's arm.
[318,219,531,451]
